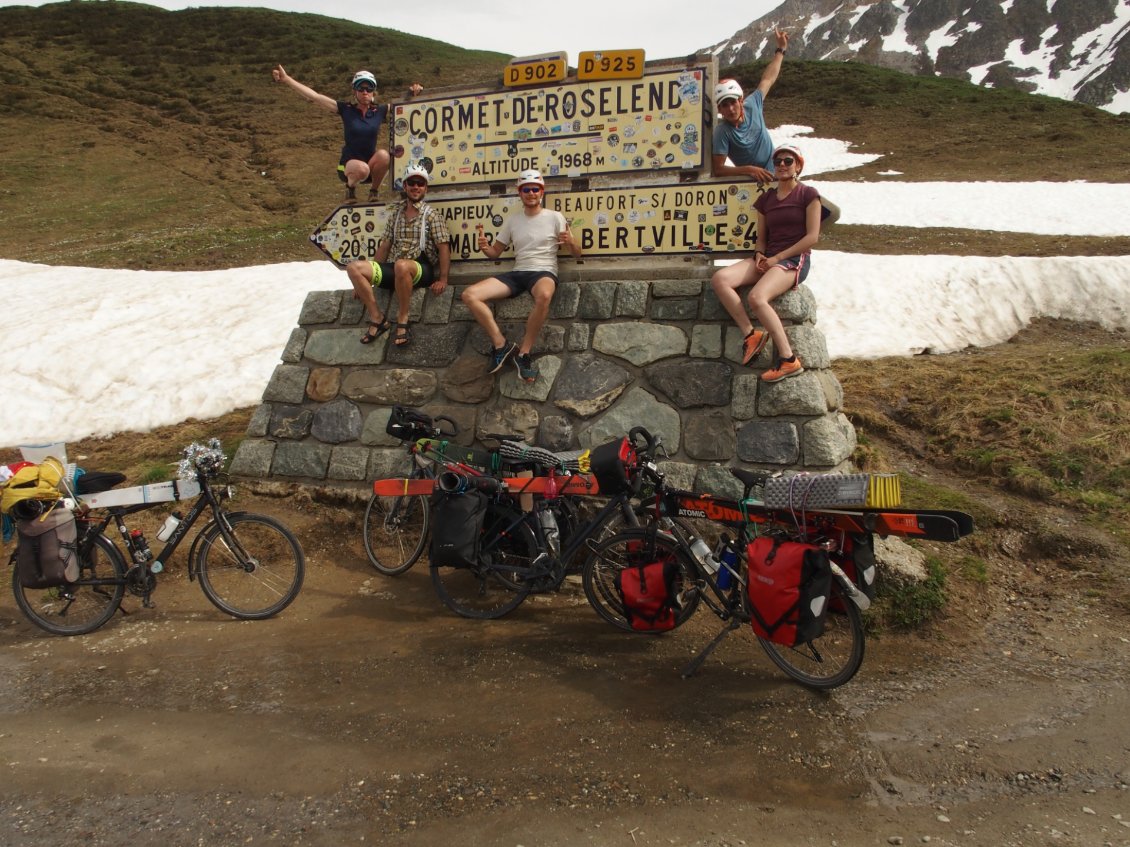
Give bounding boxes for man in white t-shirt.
[463,169,582,382]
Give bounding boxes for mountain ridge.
[709,0,1130,113]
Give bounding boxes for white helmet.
[403,162,431,184]
[714,79,744,104]
[351,70,377,89]
[517,169,545,188]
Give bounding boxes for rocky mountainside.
[709,0,1130,113]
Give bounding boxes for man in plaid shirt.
[347,163,450,347]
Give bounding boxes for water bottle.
[129,529,153,564]
[539,509,560,556]
[717,542,739,591]
[156,511,183,542]
[689,536,719,573]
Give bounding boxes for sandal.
[360,316,390,344]
[393,322,411,347]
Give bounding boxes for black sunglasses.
[773,156,796,166]
[354,84,376,93]
[404,179,427,188]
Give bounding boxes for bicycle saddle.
[75,471,127,495]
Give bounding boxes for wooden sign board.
[390,64,707,187]
[309,181,767,268]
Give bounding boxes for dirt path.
[1,492,1128,847]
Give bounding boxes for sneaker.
[488,340,517,374]
[366,186,380,203]
[761,356,804,383]
[344,185,357,204]
[741,329,768,365]
[514,352,538,383]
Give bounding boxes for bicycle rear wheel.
[430,505,537,619]
[196,512,304,619]
[581,529,701,633]
[757,580,865,690]
[363,491,429,575]
[12,533,126,636]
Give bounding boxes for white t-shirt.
[497,208,567,273]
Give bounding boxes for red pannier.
[747,536,833,646]
[614,559,680,632]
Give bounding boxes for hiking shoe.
[761,356,804,383]
[514,352,538,383]
[741,329,769,365]
[488,340,517,374]
[366,186,380,202]
[344,185,358,203]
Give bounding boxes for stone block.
[282,328,307,363]
[230,439,275,477]
[263,364,309,404]
[311,398,363,444]
[306,367,341,402]
[500,354,562,402]
[272,442,331,479]
[305,330,386,366]
[690,325,722,358]
[342,368,438,406]
[299,291,341,325]
[270,405,313,440]
[615,280,648,317]
[328,445,370,481]
[593,323,686,366]
[683,410,737,460]
[553,354,631,418]
[736,420,799,465]
[647,361,732,408]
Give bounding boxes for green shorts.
[369,260,436,288]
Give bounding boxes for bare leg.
[747,267,797,359]
[342,159,370,188]
[710,258,760,336]
[518,276,556,354]
[367,150,391,193]
[345,260,383,324]
[392,259,417,323]
[461,278,512,349]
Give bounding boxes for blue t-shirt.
[711,90,773,169]
[336,101,388,165]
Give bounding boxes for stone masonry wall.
[230,260,856,498]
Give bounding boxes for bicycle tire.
[757,580,865,690]
[195,512,304,619]
[430,504,537,619]
[581,529,701,633]
[12,533,126,636]
[363,490,430,575]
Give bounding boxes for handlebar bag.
[587,437,638,495]
[747,536,832,646]
[614,558,679,631]
[15,508,80,589]
[428,490,488,568]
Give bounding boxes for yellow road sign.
[577,50,645,80]
[504,53,568,88]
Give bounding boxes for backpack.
[15,507,80,589]
[1,456,67,518]
[747,536,833,647]
[614,559,680,632]
[428,490,488,568]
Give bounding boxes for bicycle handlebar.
[627,426,660,458]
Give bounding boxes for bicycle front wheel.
[430,505,537,619]
[757,580,865,690]
[12,533,126,636]
[363,491,429,575]
[195,512,304,619]
[581,529,701,633]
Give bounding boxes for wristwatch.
[775,48,786,55]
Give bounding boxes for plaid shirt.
[382,199,450,267]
